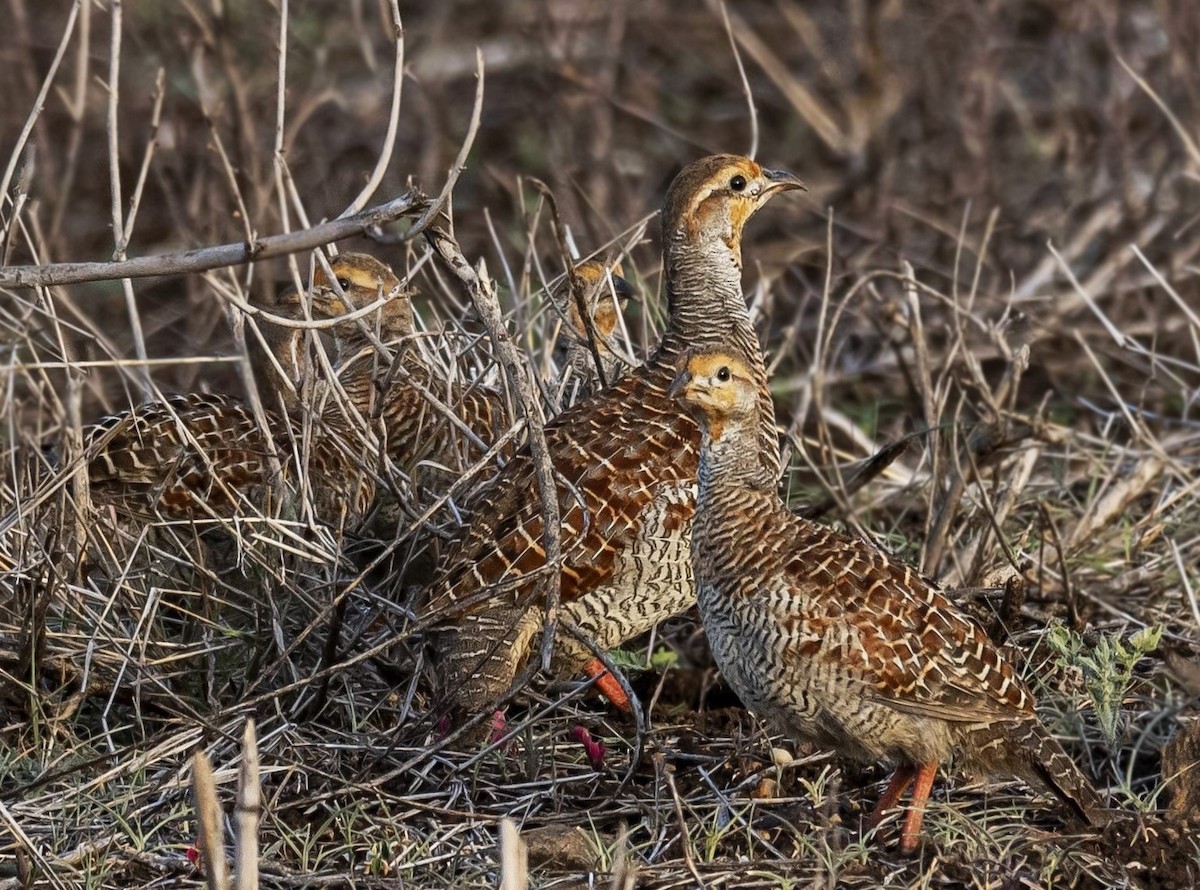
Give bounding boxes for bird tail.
[1009,719,1110,826]
[432,604,543,735]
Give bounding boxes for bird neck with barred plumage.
[659,222,781,479]
[661,227,753,350]
[322,326,407,423]
[696,415,781,506]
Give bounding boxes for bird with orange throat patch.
[420,155,805,732]
[672,346,1110,853]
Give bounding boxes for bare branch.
[47,0,91,247]
[1,146,34,266]
[105,0,151,394]
[266,0,305,301]
[407,49,485,237]
[120,68,167,251]
[0,0,84,221]
[528,178,610,388]
[424,225,564,671]
[0,191,429,288]
[192,751,230,890]
[499,819,528,890]
[234,720,260,890]
[106,0,125,259]
[716,0,758,160]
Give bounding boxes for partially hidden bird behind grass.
[253,252,412,417]
[670,346,1110,853]
[84,252,409,534]
[420,155,804,734]
[550,259,636,404]
[369,257,640,588]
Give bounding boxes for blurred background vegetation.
[4,0,1197,398]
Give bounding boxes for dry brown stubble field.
[1,1,1199,887]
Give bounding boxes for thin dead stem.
[0,192,430,288]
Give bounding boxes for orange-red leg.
[864,762,916,834]
[582,658,632,713]
[865,762,939,853]
[897,762,938,854]
[866,764,916,830]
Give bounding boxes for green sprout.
[1046,624,1161,747]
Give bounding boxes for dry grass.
[2,1,1200,887]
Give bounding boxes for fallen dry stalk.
[234,719,261,890]
[0,191,430,288]
[499,818,528,890]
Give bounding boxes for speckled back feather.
[83,253,410,531]
[86,392,375,527]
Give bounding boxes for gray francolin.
[421,155,804,727]
[671,347,1109,853]
[346,284,513,535]
[252,254,408,416]
[550,259,635,402]
[368,324,512,498]
[85,252,408,531]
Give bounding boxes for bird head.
[292,252,413,341]
[565,259,635,343]
[668,348,760,441]
[661,155,805,265]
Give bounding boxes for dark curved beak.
[667,369,693,400]
[763,168,807,193]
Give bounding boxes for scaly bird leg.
[898,762,938,854]
[866,764,916,830]
[582,657,632,713]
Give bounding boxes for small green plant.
[694,796,767,863]
[606,645,679,672]
[1046,623,1161,747]
[795,762,838,812]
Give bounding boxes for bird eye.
[716,366,731,382]
[336,277,352,290]
[729,174,747,192]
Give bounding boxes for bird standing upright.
[671,347,1109,853]
[422,155,804,726]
